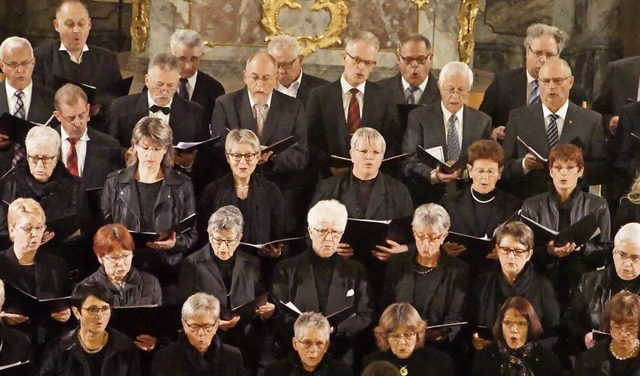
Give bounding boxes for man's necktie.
[178,78,189,100]
[547,114,559,148]
[529,80,540,104]
[254,103,268,138]
[446,114,460,161]
[347,88,361,133]
[67,138,79,176]
[407,86,419,104]
[150,105,170,115]
[11,90,26,167]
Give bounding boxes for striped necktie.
[446,115,460,161]
[407,86,419,104]
[546,114,559,148]
[529,80,540,104]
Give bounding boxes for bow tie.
[150,105,170,115]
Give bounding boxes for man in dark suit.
[170,29,225,123]
[0,37,55,175]
[376,33,440,106]
[306,31,401,177]
[402,61,492,204]
[267,35,329,105]
[614,101,640,187]
[502,59,609,199]
[480,23,584,141]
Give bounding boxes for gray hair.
[307,200,348,232]
[267,35,301,57]
[207,205,244,236]
[615,223,640,248]
[540,57,573,76]
[170,29,205,52]
[523,23,569,54]
[182,292,220,322]
[294,312,331,341]
[411,203,450,233]
[225,129,260,154]
[439,61,473,87]
[25,126,61,157]
[346,31,379,52]
[148,52,179,72]
[400,33,431,53]
[350,127,386,155]
[0,37,33,61]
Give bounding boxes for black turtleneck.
[470,188,496,236]
[352,174,375,218]
[310,251,338,313]
[213,252,236,307]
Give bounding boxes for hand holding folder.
[416,145,467,175]
[129,213,196,249]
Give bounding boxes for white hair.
[294,312,331,341]
[25,126,61,157]
[181,292,220,322]
[267,35,301,57]
[345,31,379,52]
[307,200,348,232]
[170,29,205,52]
[411,203,451,233]
[350,127,386,155]
[207,205,244,236]
[0,37,33,61]
[439,61,473,87]
[615,223,640,248]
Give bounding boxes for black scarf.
[497,340,536,376]
[478,264,535,327]
[15,162,68,199]
[181,333,224,375]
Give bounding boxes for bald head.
[243,52,278,104]
[538,58,574,113]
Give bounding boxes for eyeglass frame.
[345,52,377,68]
[247,74,275,84]
[17,224,46,234]
[312,227,344,240]
[397,52,431,66]
[527,46,558,60]
[387,331,417,343]
[538,76,573,86]
[103,253,133,264]
[296,338,329,350]
[226,152,259,163]
[497,246,530,258]
[210,235,240,247]
[1,58,35,70]
[184,320,218,334]
[26,154,58,165]
[276,56,300,71]
[82,305,111,317]
[614,248,640,264]
[413,230,445,244]
[441,86,470,96]
[136,143,166,153]
[502,319,529,329]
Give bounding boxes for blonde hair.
[126,117,174,167]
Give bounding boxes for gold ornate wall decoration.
[261,0,349,56]
[410,0,430,9]
[131,0,150,53]
[457,0,479,64]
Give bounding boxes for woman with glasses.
[101,116,196,304]
[364,303,454,375]
[575,291,640,375]
[265,312,352,375]
[151,292,244,375]
[0,125,90,248]
[381,204,468,352]
[440,140,520,273]
[470,222,559,351]
[82,223,161,353]
[520,144,610,297]
[179,205,273,373]
[198,129,291,260]
[40,280,140,376]
[567,223,640,355]
[472,296,563,375]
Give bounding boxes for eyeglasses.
[276,56,299,71]
[398,53,431,65]
[527,46,558,60]
[471,168,499,177]
[148,81,177,92]
[18,224,46,234]
[442,87,469,96]
[610,323,639,335]
[60,111,88,125]
[497,246,530,257]
[1,59,34,70]
[136,143,166,153]
[296,338,328,350]
[538,76,572,86]
[226,152,259,163]
[185,321,217,334]
[210,235,239,247]
[103,253,133,263]
[353,149,382,158]
[614,248,640,264]
[551,164,579,173]
[388,331,416,343]
[27,154,57,165]
[313,227,344,239]
[345,52,376,68]
[247,74,275,84]
[82,305,111,317]
[413,231,444,244]
[502,320,528,329]
[177,55,202,65]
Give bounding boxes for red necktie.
[347,88,361,133]
[67,138,79,176]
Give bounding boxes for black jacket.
[472,340,563,376]
[0,324,31,366]
[151,333,244,376]
[40,327,140,376]
[0,246,69,299]
[363,347,455,376]
[264,352,352,376]
[101,165,197,268]
[575,339,640,376]
[614,197,640,234]
[83,266,162,307]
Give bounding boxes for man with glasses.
[480,23,585,142]
[272,200,374,368]
[377,33,440,106]
[502,58,608,199]
[307,31,401,177]
[402,61,492,205]
[267,35,329,105]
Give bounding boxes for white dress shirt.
[60,126,90,177]
[275,70,303,98]
[5,80,33,117]
[59,42,90,64]
[340,75,366,120]
[147,92,172,124]
[401,75,429,103]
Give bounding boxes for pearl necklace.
[78,332,108,354]
[470,187,495,204]
[414,267,434,275]
[610,339,640,360]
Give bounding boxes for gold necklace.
[610,339,640,360]
[78,331,108,354]
[399,365,408,376]
[234,185,249,189]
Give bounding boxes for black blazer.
[0,325,31,366]
[502,101,609,198]
[472,341,564,376]
[264,352,352,376]
[376,72,441,105]
[190,70,226,121]
[306,80,402,169]
[479,67,587,127]
[0,81,54,124]
[33,39,122,90]
[575,339,640,376]
[363,347,455,376]
[0,246,69,298]
[615,101,640,182]
[296,72,330,105]
[108,92,207,148]
[592,56,640,128]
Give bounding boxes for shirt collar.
[247,90,273,108]
[340,74,366,95]
[59,42,89,64]
[60,124,90,142]
[542,99,570,119]
[440,102,464,122]
[401,75,429,92]
[526,70,536,85]
[185,70,198,90]
[276,69,303,91]
[5,80,33,99]
[147,91,173,109]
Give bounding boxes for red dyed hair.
[93,223,135,258]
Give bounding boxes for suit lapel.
[560,102,578,144]
[461,106,476,152]
[325,259,351,314]
[135,93,150,122]
[261,93,281,143]
[526,105,549,155]
[510,68,528,108]
[395,256,416,302]
[239,90,258,134]
[419,74,440,105]
[0,82,8,115]
[83,129,99,184]
[365,174,385,218]
[327,82,350,155]
[295,255,320,311]
[426,105,447,149]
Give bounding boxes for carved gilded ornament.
[131,0,150,53]
[261,0,349,56]
[457,0,479,64]
[410,0,430,9]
